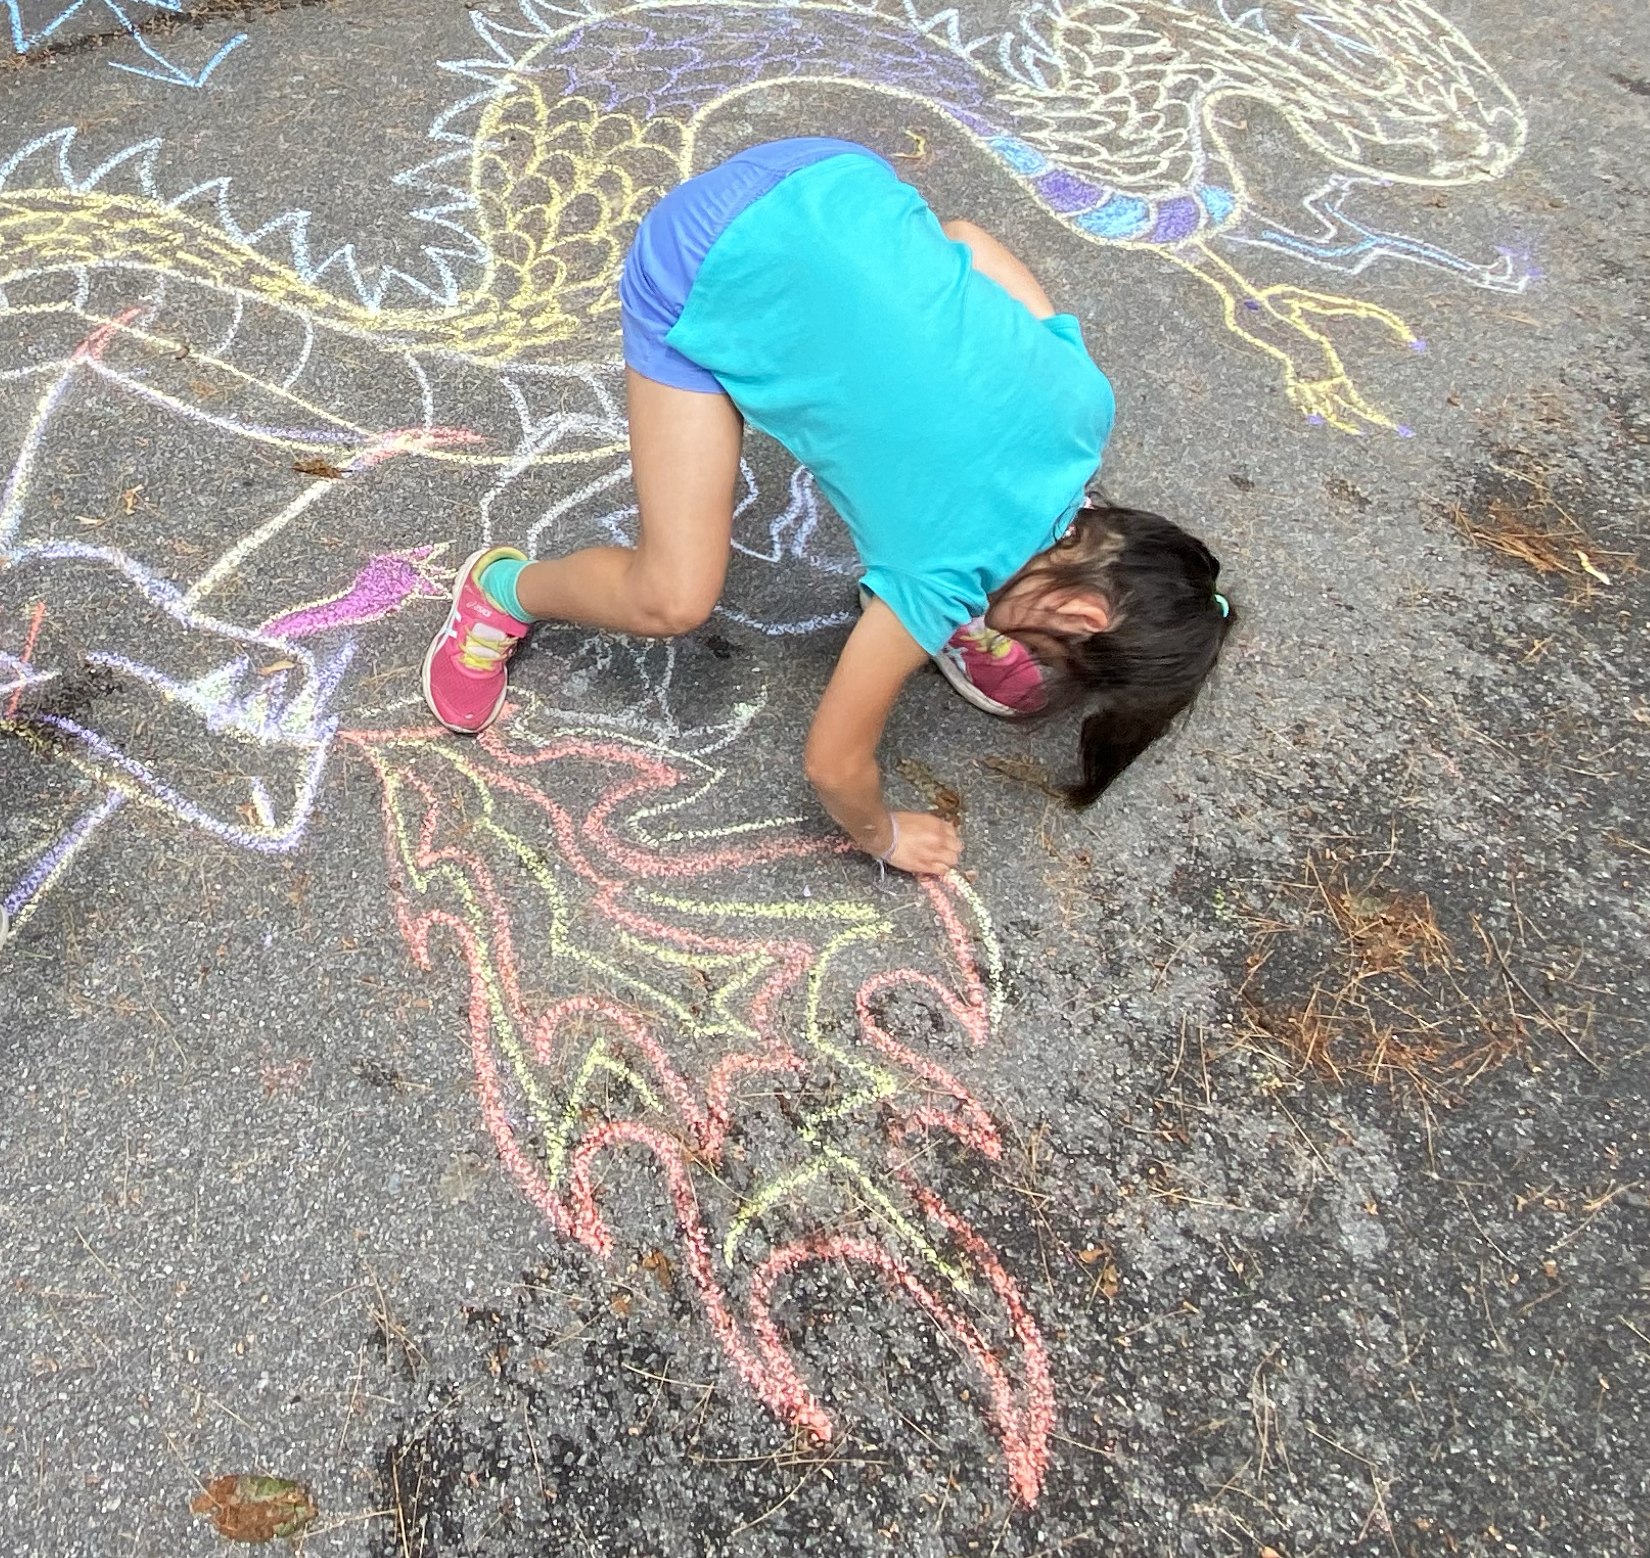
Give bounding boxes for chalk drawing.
[0,0,1529,1504]
[1,1,1528,430]
[343,710,1049,1495]
[6,0,247,86]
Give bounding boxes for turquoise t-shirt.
[663,154,1116,653]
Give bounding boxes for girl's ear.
[1050,589,1111,635]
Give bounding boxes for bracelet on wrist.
[873,814,900,864]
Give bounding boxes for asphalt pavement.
[1,1,1646,1553]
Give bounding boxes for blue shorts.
[619,137,889,394]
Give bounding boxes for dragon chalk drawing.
[0,0,1527,1503]
[6,0,248,87]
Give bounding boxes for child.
[423,137,1234,876]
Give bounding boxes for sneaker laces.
[451,620,515,672]
[959,621,1013,660]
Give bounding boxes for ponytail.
[1008,504,1236,806]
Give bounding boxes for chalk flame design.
[343,714,1052,1502]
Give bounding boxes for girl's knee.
[642,595,716,637]
[629,569,719,636]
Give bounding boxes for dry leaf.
[437,1151,487,1205]
[894,757,962,824]
[640,1249,675,1292]
[1077,1245,1122,1297]
[189,1475,316,1542]
[610,1291,633,1317]
[256,660,297,677]
[121,485,142,515]
[292,458,346,479]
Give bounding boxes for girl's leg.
[421,370,741,734]
[512,370,743,636]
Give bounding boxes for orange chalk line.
[5,599,47,719]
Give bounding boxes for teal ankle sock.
[477,557,533,622]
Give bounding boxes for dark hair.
[1004,503,1236,807]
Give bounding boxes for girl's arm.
[941,219,1056,319]
[803,597,963,876]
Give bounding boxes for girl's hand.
[879,810,962,876]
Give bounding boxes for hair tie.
[874,814,901,874]
[1213,591,1230,619]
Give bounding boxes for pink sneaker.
[935,618,1048,717]
[421,546,532,733]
